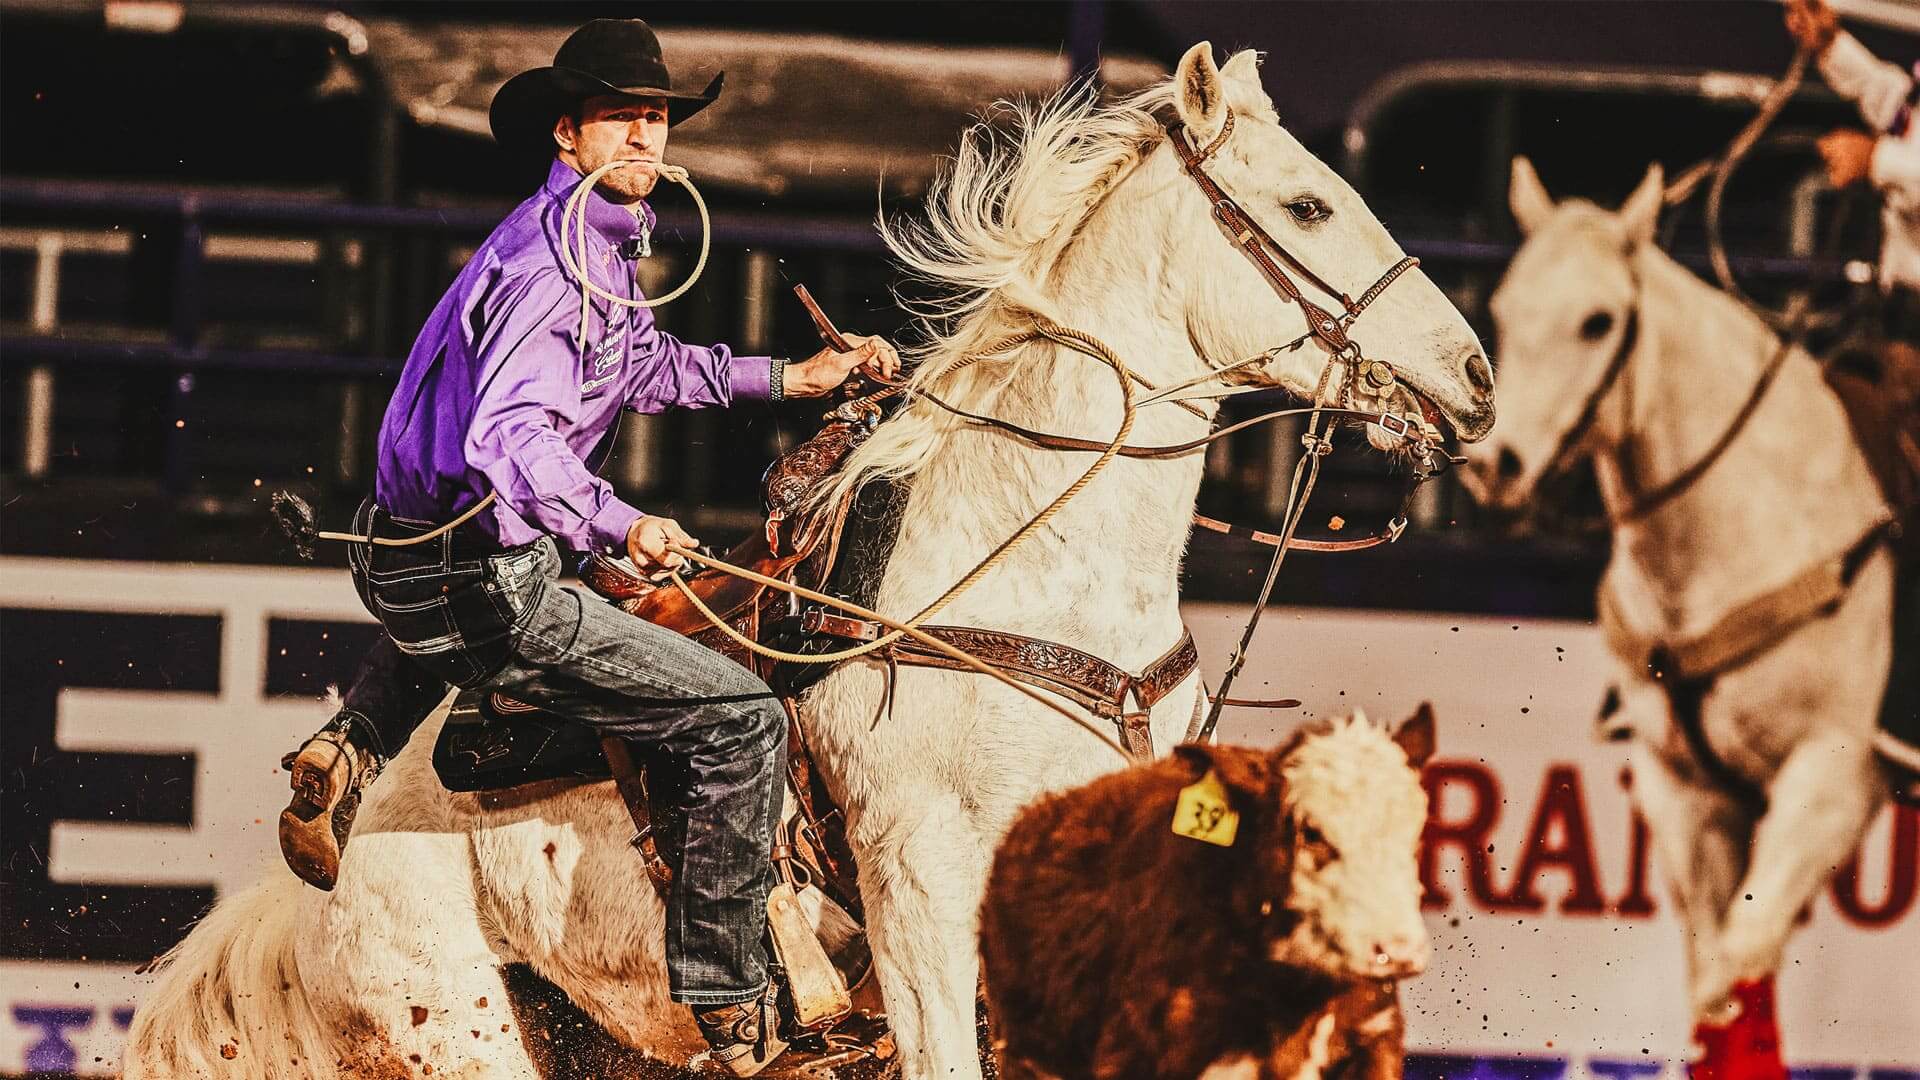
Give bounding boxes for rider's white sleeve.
[1820,31,1914,134]
[1873,131,1920,209]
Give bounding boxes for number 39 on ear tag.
[1172,769,1240,847]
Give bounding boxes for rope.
[304,160,708,550]
[663,316,1144,670]
[1662,43,1816,328]
[1195,361,1339,742]
[661,544,1131,758]
[1662,45,1810,210]
[559,159,713,347]
[315,491,497,548]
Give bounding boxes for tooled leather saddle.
[431,393,894,900]
[433,381,1199,907]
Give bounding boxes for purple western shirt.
[375,158,773,552]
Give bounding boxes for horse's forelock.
[810,76,1182,514]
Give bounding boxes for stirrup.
[695,989,790,1078]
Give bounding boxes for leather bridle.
[906,114,1456,544]
[772,112,1468,748]
[1531,266,1798,527]
[1167,112,1447,741]
[1532,271,1644,499]
[1169,113,1423,366]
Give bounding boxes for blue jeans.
[347,503,787,1006]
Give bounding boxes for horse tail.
[123,872,337,1079]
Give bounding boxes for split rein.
[659,316,1444,757]
[312,130,1449,761]
[659,117,1451,754]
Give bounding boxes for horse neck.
[873,233,1212,658]
[1595,248,1883,606]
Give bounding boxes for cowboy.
[1787,0,1918,293]
[1787,0,1920,788]
[277,19,897,1075]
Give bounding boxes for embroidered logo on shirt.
[580,372,620,395]
[588,329,626,375]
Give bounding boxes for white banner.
[1,558,1913,1076]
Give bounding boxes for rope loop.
[559,160,713,347]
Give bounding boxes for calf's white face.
[1271,707,1434,980]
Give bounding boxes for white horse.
[1463,158,1894,1077]
[126,44,1492,1080]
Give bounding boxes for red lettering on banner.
[1505,764,1607,914]
[1613,809,1658,918]
[1614,765,1656,918]
[1830,804,1919,927]
[1419,761,1505,910]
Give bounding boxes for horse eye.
[1300,824,1325,846]
[1286,198,1330,224]
[1579,311,1615,342]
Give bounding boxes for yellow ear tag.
[1172,769,1241,847]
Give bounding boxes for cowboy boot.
[278,713,384,891]
[694,985,790,1078]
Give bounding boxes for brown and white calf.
[980,707,1436,1080]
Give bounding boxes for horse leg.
[855,794,993,1080]
[1626,743,1755,1030]
[311,831,539,1079]
[1702,734,1883,1072]
[1718,733,1881,991]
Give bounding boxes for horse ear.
[1175,42,1228,149]
[1618,162,1665,247]
[1392,703,1437,768]
[1509,156,1554,236]
[1174,743,1269,800]
[1219,49,1263,90]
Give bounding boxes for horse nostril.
[1465,353,1495,399]
[1496,446,1523,480]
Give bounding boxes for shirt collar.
[544,158,655,249]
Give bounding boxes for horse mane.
[813,65,1271,514]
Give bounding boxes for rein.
[1166,112,1438,741]
[657,115,1445,753]
[1524,42,1840,534]
[666,315,1156,761]
[1532,267,1812,530]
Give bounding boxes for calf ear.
[1392,703,1436,768]
[1173,743,1269,799]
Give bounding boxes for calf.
[980,706,1436,1080]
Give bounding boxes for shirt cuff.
[587,495,647,555]
[1871,135,1920,194]
[729,355,774,402]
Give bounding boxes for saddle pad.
[769,476,911,697]
[433,690,611,792]
[1827,336,1920,561]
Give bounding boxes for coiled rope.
[559,158,713,347]
[305,160,710,550]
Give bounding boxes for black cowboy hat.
[489,19,723,155]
